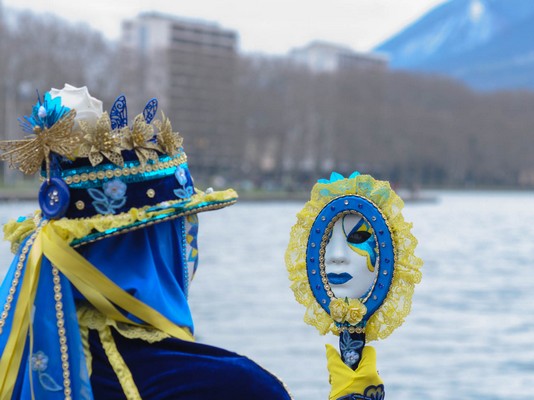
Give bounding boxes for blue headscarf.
[0,216,197,399]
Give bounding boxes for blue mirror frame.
[306,195,395,324]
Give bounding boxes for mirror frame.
[306,195,395,325]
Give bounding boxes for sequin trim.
[180,217,189,297]
[52,266,72,399]
[62,153,187,189]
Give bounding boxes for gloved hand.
[326,344,384,400]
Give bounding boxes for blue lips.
[327,272,353,285]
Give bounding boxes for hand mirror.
[286,172,423,368]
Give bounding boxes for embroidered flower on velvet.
[175,166,188,185]
[344,350,360,366]
[31,351,49,372]
[173,166,193,199]
[88,178,127,214]
[103,178,127,200]
[340,330,364,368]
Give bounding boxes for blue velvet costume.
[1,218,290,399]
[78,219,291,399]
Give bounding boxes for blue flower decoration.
[340,330,364,368]
[103,178,127,200]
[174,166,193,200]
[19,92,70,133]
[31,351,49,372]
[174,186,194,200]
[88,178,127,214]
[31,351,62,392]
[175,166,188,185]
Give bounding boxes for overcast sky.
[3,0,445,54]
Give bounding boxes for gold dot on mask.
[147,189,156,198]
[75,201,85,210]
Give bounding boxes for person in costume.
[0,84,292,399]
[0,85,390,400]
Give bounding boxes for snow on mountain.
[375,0,534,90]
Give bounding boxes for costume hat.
[1,84,237,248]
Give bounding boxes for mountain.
[375,0,534,91]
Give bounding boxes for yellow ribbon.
[326,344,384,400]
[0,230,42,399]
[0,222,194,399]
[40,223,194,341]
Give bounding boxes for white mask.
[324,214,378,299]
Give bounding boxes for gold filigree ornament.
[77,112,124,167]
[154,112,183,157]
[121,114,160,167]
[0,110,79,177]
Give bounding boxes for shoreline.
[1,186,533,203]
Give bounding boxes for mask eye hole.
[347,230,371,244]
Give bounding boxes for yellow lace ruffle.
[77,305,169,399]
[97,325,142,400]
[3,188,237,251]
[285,174,423,341]
[3,212,40,253]
[77,305,170,344]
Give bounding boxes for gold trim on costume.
[97,325,142,400]
[52,266,72,400]
[62,153,187,185]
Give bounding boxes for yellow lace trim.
[79,324,92,376]
[97,325,142,400]
[3,188,237,252]
[285,174,423,341]
[77,305,170,343]
[2,211,40,253]
[77,305,169,399]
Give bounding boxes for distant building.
[121,12,240,179]
[289,41,388,73]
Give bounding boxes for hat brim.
[46,188,237,247]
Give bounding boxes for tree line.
[1,9,534,190]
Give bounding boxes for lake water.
[1,192,533,399]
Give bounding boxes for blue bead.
[38,178,70,219]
